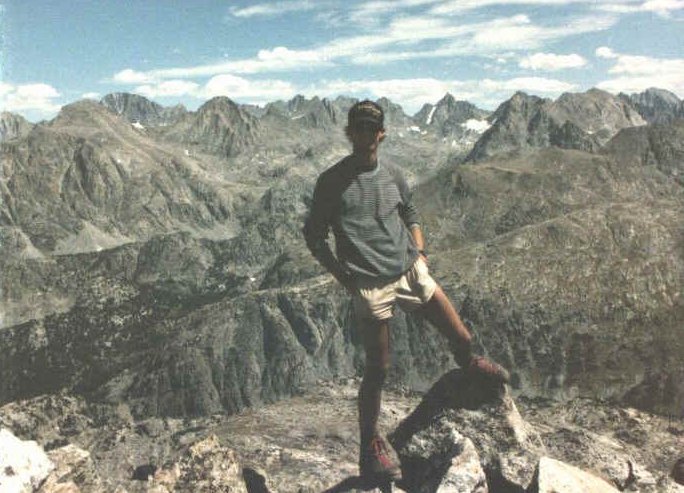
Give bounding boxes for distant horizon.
[2,0,683,122]
[7,84,679,125]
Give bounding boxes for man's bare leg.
[357,318,402,480]
[420,285,473,365]
[358,318,390,447]
[420,284,510,381]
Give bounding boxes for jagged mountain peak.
[262,94,340,128]
[101,92,162,113]
[160,95,260,157]
[101,92,187,127]
[639,87,681,104]
[0,111,33,142]
[548,87,645,135]
[467,88,644,161]
[49,99,136,134]
[198,96,243,114]
[622,87,684,124]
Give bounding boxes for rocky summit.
[467,88,646,162]
[0,88,682,491]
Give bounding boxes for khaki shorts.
[353,257,437,321]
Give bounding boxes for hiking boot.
[467,356,510,384]
[359,435,402,482]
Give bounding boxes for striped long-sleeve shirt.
[303,154,420,281]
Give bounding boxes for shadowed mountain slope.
[413,121,684,416]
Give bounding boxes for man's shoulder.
[382,162,407,183]
[316,155,354,185]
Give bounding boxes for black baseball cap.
[348,100,384,129]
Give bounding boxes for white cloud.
[596,50,684,96]
[109,8,617,83]
[345,14,616,65]
[112,68,157,84]
[0,83,62,114]
[134,80,201,98]
[480,77,577,94]
[202,74,297,103]
[609,54,684,76]
[596,46,618,59]
[0,82,13,98]
[115,47,331,82]
[431,0,641,14]
[519,53,587,71]
[81,92,100,99]
[598,0,684,16]
[228,0,318,18]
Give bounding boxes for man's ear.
[378,129,386,142]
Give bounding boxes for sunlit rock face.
[467,88,647,162]
[621,88,684,125]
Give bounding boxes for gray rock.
[529,457,620,493]
[160,96,261,157]
[0,111,33,142]
[414,93,490,137]
[39,444,105,492]
[621,88,684,125]
[391,371,545,492]
[0,428,55,493]
[100,93,187,127]
[467,89,645,161]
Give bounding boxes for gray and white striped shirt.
[304,155,420,281]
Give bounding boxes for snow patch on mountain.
[426,106,437,125]
[462,119,490,132]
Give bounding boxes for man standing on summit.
[304,100,509,482]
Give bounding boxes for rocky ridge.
[0,111,33,142]
[0,88,682,492]
[467,89,646,161]
[1,376,682,492]
[101,93,187,128]
[621,88,684,125]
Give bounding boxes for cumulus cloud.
[596,49,684,96]
[519,53,587,70]
[0,83,62,114]
[595,46,618,59]
[81,92,100,99]
[202,74,297,103]
[112,69,157,84]
[133,80,201,98]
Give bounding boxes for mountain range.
[0,87,682,424]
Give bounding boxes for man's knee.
[363,361,389,386]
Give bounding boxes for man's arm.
[409,224,428,263]
[393,167,428,262]
[303,176,355,292]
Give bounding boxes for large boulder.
[0,428,55,493]
[390,370,545,492]
[530,457,620,493]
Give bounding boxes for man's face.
[349,121,385,152]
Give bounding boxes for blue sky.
[2,0,683,121]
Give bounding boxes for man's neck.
[352,149,378,169]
